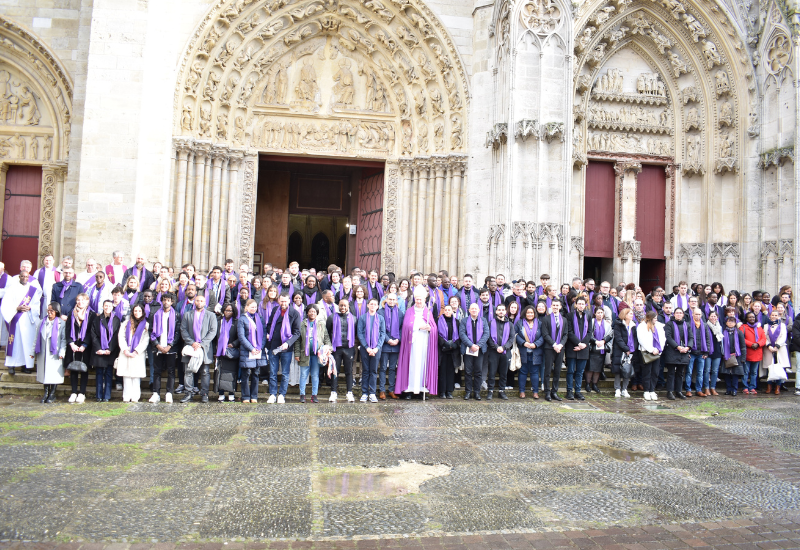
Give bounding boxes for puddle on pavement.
[318,461,450,498]
[643,404,672,410]
[561,403,598,410]
[596,445,656,462]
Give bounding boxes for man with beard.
[123,253,156,292]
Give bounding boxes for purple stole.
[132,265,148,291]
[70,311,89,343]
[322,301,336,319]
[205,281,224,305]
[151,308,175,344]
[766,322,781,347]
[722,328,741,359]
[113,301,126,321]
[704,303,719,319]
[126,319,147,351]
[437,314,458,341]
[192,309,205,342]
[35,317,60,355]
[692,321,710,353]
[305,320,318,356]
[36,267,60,311]
[672,321,688,346]
[7,285,38,356]
[105,264,127,284]
[332,313,355,349]
[675,294,688,311]
[244,313,264,352]
[489,317,510,348]
[490,290,503,310]
[460,287,477,312]
[292,303,304,317]
[652,326,662,352]
[573,312,588,341]
[523,319,539,348]
[465,315,484,344]
[593,320,606,354]
[176,284,187,304]
[338,287,353,302]
[560,294,570,313]
[550,313,563,344]
[367,283,383,301]
[89,283,106,312]
[216,317,234,356]
[365,313,380,348]
[352,299,366,319]
[99,315,114,350]
[304,290,319,305]
[268,309,293,344]
[384,305,400,341]
[428,287,444,316]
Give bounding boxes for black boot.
[666,391,675,400]
[498,391,508,400]
[575,391,585,401]
[7,367,14,375]
[551,390,563,402]
[445,392,453,399]
[592,383,600,393]
[544,392,552,402]
[566,390,574,400]
[46,385,57,403]
[464,391,472,400]
[40,386,49,403]
[474,391,481,401]
[486,391,493,400]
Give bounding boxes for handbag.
[724,356,738,368]
[641,350,660,364]
[225,346,240,359]
[510,345,521,372]
[620,353,634,379]
[67,350,88,373]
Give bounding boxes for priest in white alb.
[1,271,42,374]
[395,286,439,398]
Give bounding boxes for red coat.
[739,324,767,362]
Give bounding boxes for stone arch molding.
[0,15,73,163]
[173,0,470,159]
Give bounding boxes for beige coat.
[115,320,150,378]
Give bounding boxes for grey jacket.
[180,308,218,364]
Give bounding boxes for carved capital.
[515,119,539,142]
[758,146,794,169]
[541,122,564,143]
[619,240,641,261]
[485,123,508,149]
[614,160,642,176]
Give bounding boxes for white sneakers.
[614,389,621,398]
[267,394,276,404]
[621,389,630,398]
[454,383,461,389]
[277,394,285,404]
[368,394,378,403]
[76,393,85,404]
[643,392,651,401]
[650,392,658,401]
[68,393,77,403]
[228,394,235,401]
[165,392,173,403]
[149,393,161,403]
[359,394,368,403]
[329,391,338,402]
[346,392,355,402]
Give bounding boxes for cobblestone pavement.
[0,392,799,544]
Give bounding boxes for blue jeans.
[708,357,720,391]
[794,352,800,388]
[360,347,380,395]
[379,351,399,392]
[269,350,293,396]
[519,352,539,392]
[744,361,760,390]
[725,373,739,393]
[299,355,320,396]
[565,358,587,393]
[686,353,703,391]
[693,356,711,390]
[148,348,155,384]
[95,366,113,400]
[241,367,259,401]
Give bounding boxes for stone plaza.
[1,387,800,546]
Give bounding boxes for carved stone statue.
[429,87,444,116]
[719,101,733,126]
[332,58,355,105]
[434,121,444,152]
[715,70,730,96]
[43,135,52,160]
[767,34,791,73]
[682,14,706,42]
[702,40,722,69]
[719,131,733,158]
[234,115,246,144]
[648,29,672,53]
[401,122,412,155]
[181,104,194,131]
[215,40,237,67]
[29,135,38,159]
[219,75,239,105]
[668,51,689,77]
[216,113,228,139]
[414,88,427,118]
[450,115,463,149]
[199,107,212,137]
[296,58,319,102]
[417,121,429,152]
[685,107,700,130]
[522,0,564,34]
[11,133,25,158]
[17,86,40,125]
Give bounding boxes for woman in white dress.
[34,301,66,403]
[116,303,149,402]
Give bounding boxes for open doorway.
[254,156,384,274]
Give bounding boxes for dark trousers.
[95,366,112,400]
[438,349,458,394]
[543,348,564,392]
[725,373,740,393]
[665,363,686,393]
[70,370,88,394]
[360,347,380,395]
[641,359,661,392]
[184,363,210,396]
[330,347,355,393]
[241,367,259,401]
[463,352,483,393]
[487,349,508,391]
[153,353,177,395]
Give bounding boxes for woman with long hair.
[711,282,726,307]
[611,307,639,398]
[65,292,95,404]
[706,310,723,396]
[739,311,766,394]
[586,305,612,394]
[214,302,240,402]
[35,302,66,404]
[637,310,665,400]
[116,303,149,403]
[260,283,280,321]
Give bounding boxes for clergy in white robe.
[0,263,9,346]
[395,286,439,396]
[1,273,42,371]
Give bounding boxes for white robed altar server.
[1,272,42,371]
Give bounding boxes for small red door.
[584,161,615,258]
[355,171,384,273]
[1,165,42,274]
[636,165,667,259]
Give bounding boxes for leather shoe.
[544,392,551,401]
[486,391,493,400]
[697,390,706,397]
[709,388,719,396]
[45,386,57,403]
[666,391,676,400]
[180,393,193,403]
[40,388,48,403]
[389,392,399,399]
[445,392,453,399]
[677,392,687,400]
[592,383,600,393]
[575,392,585,401]
[438,393,445,399]
[566,391,574,400]
[724,390,732,395]
[685,391,693,397]
[519,391,526,399]
[379,391,386,400]
[404,393,411,399]
[464,391,472,400]
[7,367,14,375]
[201,395,209,403]
[551,391,563,402]
[474,392,481,401]
[498,391,508,400]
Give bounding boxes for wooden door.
[1,165,42,273]
[584,161,615,258]
[355,171,384,273]
[636,164,666,259]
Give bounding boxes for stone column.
[430,157,447,272]
[415,160,430,272]
[187,143,209,266]
[52,163,68,261]
[407,164,419,272]
[398,159,414,276]
[172,142,192,268]
[450,159,464,276]
[199,151,216,271]
[440,161,453,273]
[457,168,467,278]
[226,152,243,262]
[217,157,231,267]
[0,164,8,241]
[39,162,67,264]
[208,147,227,268]
[613,160,642,284]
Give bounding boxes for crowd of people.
[0,251,797,404]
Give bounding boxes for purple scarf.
[352,299,367,319]
[151,308,175,343]
[126,319,146,351]
[89,283,106,312]
[305,320,317,356]
[304,290,319,305]
[59,279,74,299]
[70,310,89,342]
[113,301,126,321]
[593,319,606,354]
[292,303,304,318]
[437,314,458,340]
[691,321,710,353]
[132,265,148,291]
[193,309,205,342]
[626,322,635,351]
[652,326,662,352]
[367,283,383,301]
[550,313,563,343]
[573,311,589,340]
[365,313,380,348]
[460,287,477,311]
[246,313,264,350]
[722,328,741,359]
[125,290,139,306]
[385,305,400,340]
[216,316,234,356]
[332,313,355,348]
[322,301,336,318]
[176,284,187,304]
[675,294,688,311]
[607,297,619,315]
[269,308,293,343]
[490,317,511,347]
[672,321,688,346]
[767,322,781,346]
[465,315,484,343]
[338,287,353,302]
[99,315,114,350]
[491,290,503,310]
[523,319,539,345]
[205,281,224,305]
[35,317,59,355]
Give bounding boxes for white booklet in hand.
[249,348,262,360]
[465,347,479,357]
